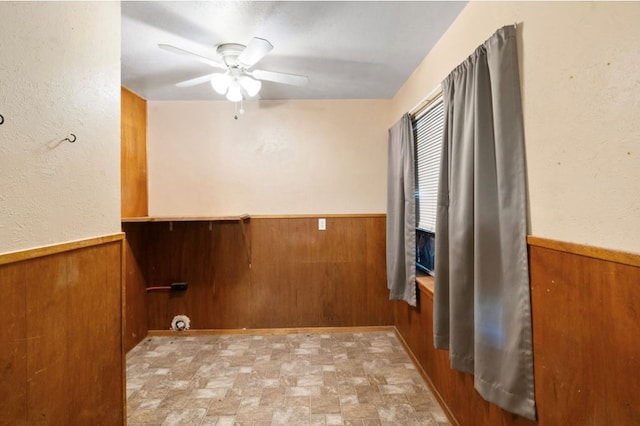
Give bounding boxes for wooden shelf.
[121,214,252,267]
[122,214,249,223]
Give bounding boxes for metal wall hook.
[0,114,4,125]
[64,133,76,143]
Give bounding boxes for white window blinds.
[413,95,444,233]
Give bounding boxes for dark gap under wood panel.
[0,239,124,425]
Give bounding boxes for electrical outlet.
[318,218,326,231]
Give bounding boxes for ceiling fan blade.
[175,72,221,88]
[251,69,309,86]
[158,44,227,70]
[237,37,273,68]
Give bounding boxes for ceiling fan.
[159,37,308,102]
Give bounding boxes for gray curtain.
[433,26,536,420]
[386,113,417,307]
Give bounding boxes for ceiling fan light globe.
[239,75,262,97]
[210,73,230,95]
[226,84,243,102]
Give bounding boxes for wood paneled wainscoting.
[0,234,125,425]
[123,215,394,341]
[121,86,148,219]
[394,237,640,426]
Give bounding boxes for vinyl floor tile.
[127,331,450,425]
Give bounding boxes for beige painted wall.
[392,1,640,253]
[147,100,389,215]
[0,2,121,254]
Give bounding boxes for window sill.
[416,273,434,295]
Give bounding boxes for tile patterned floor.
[126,330,450,425]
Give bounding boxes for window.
[412,93,444,275]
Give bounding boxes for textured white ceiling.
[121,1,467,101]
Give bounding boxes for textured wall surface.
[147,99,389,215]
[0,2,121,254]
[392,2,640,254]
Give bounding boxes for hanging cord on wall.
[146,282,188,292]
[146,286,171,291]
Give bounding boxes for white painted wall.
[392,1,640,253]
[147,100,389,215]
[0,2,121,254]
